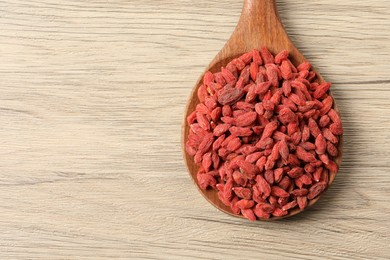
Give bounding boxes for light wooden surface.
[0,0,389,259]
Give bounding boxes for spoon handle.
[206,0,304,73]
[234,0,287,52]
[241,0,279,27]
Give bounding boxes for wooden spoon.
[182,0,342,220]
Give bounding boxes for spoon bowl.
[183,0,343,220]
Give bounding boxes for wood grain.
[0,0,389,259]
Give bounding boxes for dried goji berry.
[186,48,342,220]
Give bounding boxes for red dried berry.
[186,48,341,220]
[271,186,290,198]
[297,196,308,209]
[308,182,327,200]
[218,87,244,105]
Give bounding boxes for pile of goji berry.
[186,47,342,221]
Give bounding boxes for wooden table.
[1,0,389,259]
